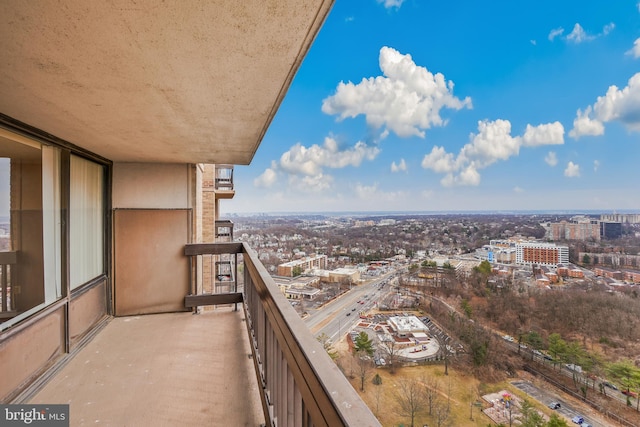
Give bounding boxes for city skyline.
[225,0,640,215]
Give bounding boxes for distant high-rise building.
[601,213,640,224]
[600,222,622,239]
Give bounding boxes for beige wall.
[112,163,191,209]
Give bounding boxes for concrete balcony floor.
[30,307,265,427]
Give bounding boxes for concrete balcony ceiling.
[0,0,333,164]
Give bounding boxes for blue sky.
[226,0,640,214]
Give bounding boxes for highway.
[304,271,396,342]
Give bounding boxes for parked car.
[603,381,619,390]
[547,402,561,410]
[622,389,637,398]
[565,363,583,373]
[571,415,584,424]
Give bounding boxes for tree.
[316,332,338,360]
[292,265,303,277]
[380,335,400,374]
[353,331,374,357]
[564,341,587,388]
[524,331,544,361]
[475,260,492,275]
[582,254,591,265]
[519,399,545,427]
[547,333,567,370]
[356,351,373,392]
[607,360,640,410]
[546,414,569,427]
[395,377,426,427]
[461,298,473,318]
[432,399,451,427]
[423,377,439,416]
[372,374,383,416]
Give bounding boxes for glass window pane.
[70,155,104,289]
[0,135,53,326]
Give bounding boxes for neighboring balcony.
[214,164,235,199]
[214,220,234,242]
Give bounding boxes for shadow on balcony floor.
[30,308,264,427]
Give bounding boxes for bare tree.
[394,377,426,427]
[432,399,451,427]
[423,376,439,416]
[356,351,373,392]
[380,334,400,374]
[372,374,383,416]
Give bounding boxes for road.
[512,380,605,427]
[304,271,396,342]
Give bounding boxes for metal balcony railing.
[184,242,380,427]
[214,164,234,191]
[214,220,233,242]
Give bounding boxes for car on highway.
[346,312,351,316]
[547,402,561,410]
[622,389,637,398]
[571,415,584,424]
[603,381,618,390]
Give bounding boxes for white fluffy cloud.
[422,119,565,186]
[569,72,640,138]
[548,27,564,41]
[545,151,558,167]
[593,160,600,172]
[567,24,594,43]
[522,122,565,147]
[377,0,405,9]
[254,166,277,188]
[564,161,581,177]
[627,38,640,59]
[391,158,407,172]
[569,106,605,138]
[279,137,379,175]
[321,46,472,138]
[254,136,380,192]
[550,22,613,43]
[288,173,334,192]
[354,183,407,202]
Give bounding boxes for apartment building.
[546,218,601,241]
[277,254,328,276]
[601,213,640,223]
[516,242,569,267]
[0,2,379,426]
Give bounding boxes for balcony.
[214,164,235,199]
[28,242,380,427]
[215,220,234,242]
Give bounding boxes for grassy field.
[335,340,558,427]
